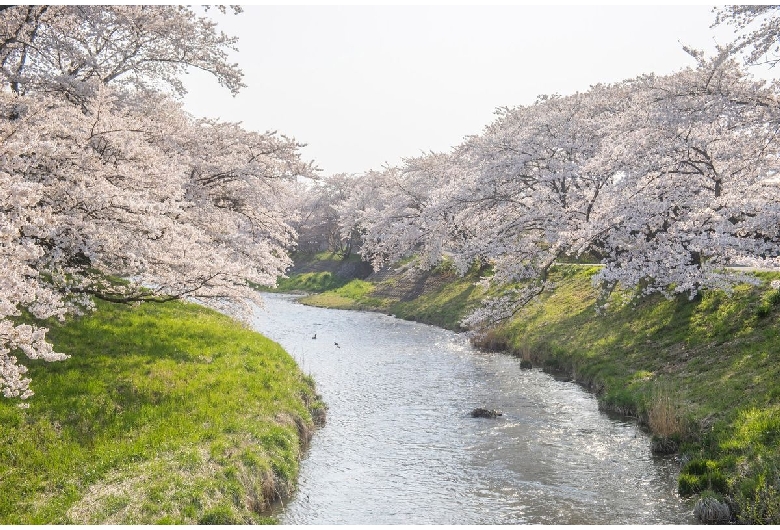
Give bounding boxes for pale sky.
[181,5,751,176]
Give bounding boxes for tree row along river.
[252,294,694,524]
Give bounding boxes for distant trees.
[344,153,459,271]
[294,174,360,256]
[1,6,314,399]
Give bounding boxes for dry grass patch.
[645,383,687,454]
[647,383,686,438]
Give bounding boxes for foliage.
[0,299,320,523]
[679,460,728,495]
[738,480,780,524]
[0,6,315,399]
[715,6,780,67]
[647,383,686,449]
[306,40,780,331]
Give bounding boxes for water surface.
[252,294,693,524]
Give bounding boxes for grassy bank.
[282,255,780,524]
[300,259,488,329]
[264,251,370,294]
[0,299,324,524]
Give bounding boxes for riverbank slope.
[280,252,780,524]
[0,299,324,524]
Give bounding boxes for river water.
[252,293,694,524]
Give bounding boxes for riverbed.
[252,293,694,524]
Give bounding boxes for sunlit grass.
[299,258,488,330]
[0,299,322,524]
[275,271,351,293]
[302,279,387,309]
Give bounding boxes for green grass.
[283,255,780,523]
[275,271,352,293]
[388,271,486,330]
[0,299,323,524]
[299,257,489,328]
[302,279,388,310]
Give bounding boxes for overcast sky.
[181,5,753,176]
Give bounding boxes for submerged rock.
[470,408,502,419]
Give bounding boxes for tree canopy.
[0,6,314,399]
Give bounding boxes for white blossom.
[0,6,314,398]
[329,51,780,330]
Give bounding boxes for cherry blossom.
[714,6,780,67]
[0,6,313,399]
[332,52,780,330]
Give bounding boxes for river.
[251,293,694,524]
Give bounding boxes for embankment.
[0,299,324,524]
[282,253,780,524]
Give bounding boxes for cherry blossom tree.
[331,54,780,330]
[594,53,780,300]
[714,6,780,67]
[0,5,244,100]
[0,151,69,399]
[294,174,361,256]
[457,57,780,327]
[438,84,634,327]
[348,153,461,272]
[0,6,314,399]
[333,169,386,268]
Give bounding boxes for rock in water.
[471,408,502,419]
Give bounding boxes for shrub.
[767,289,780,305]
[198,505,240,525]
[755,288,780,317]
[756,303,772,318]
[471,329,509,352]
[679,473,705,496]
[738,481,780,524]
[651,435,679,455]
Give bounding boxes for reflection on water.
[252,294,694,524]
